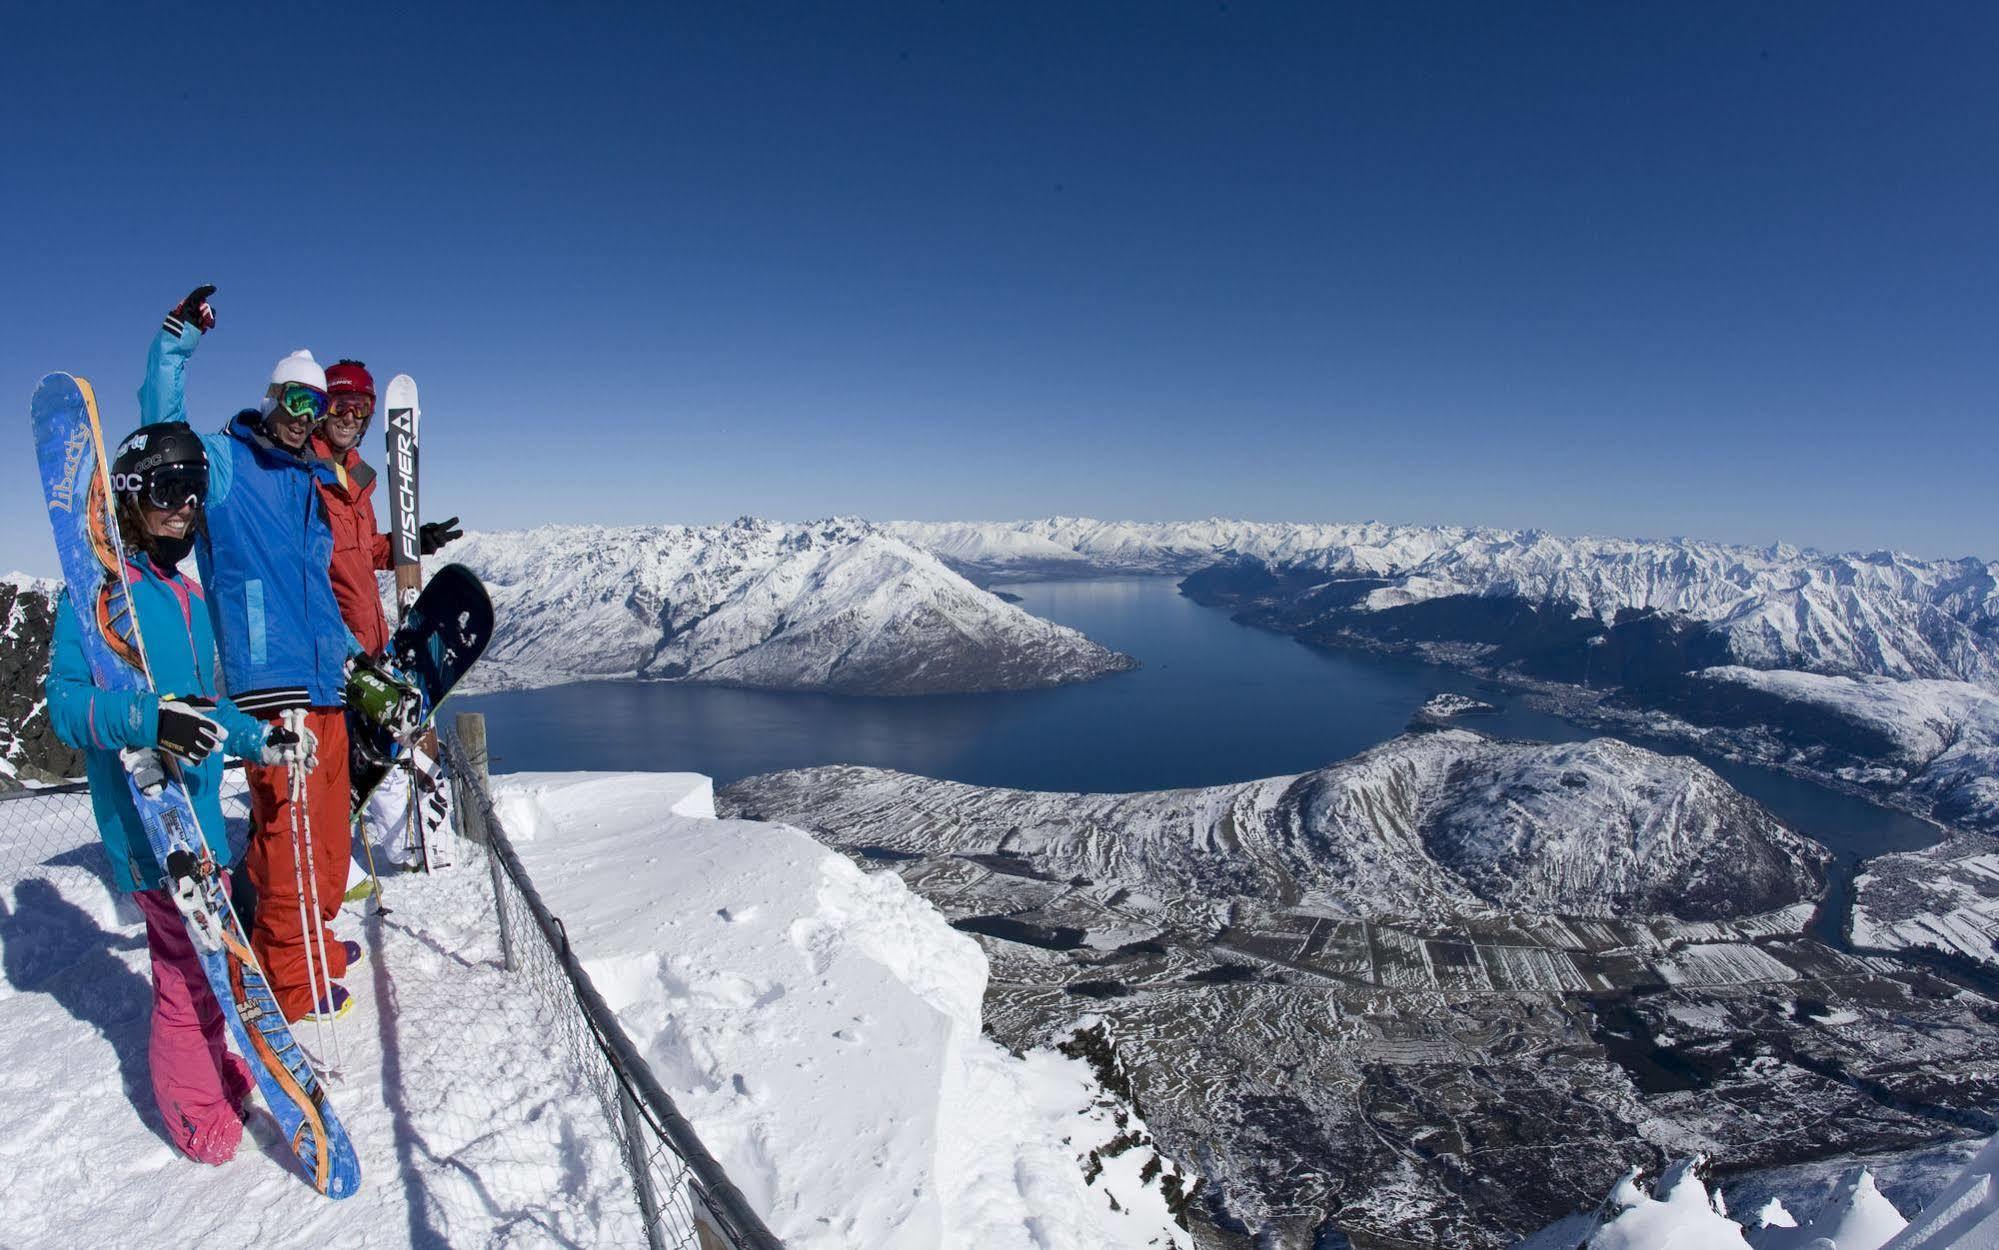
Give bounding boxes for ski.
[348,562,492,820]
[380,375,440,867]
[31,373,360,1199]
[384,374,422,618]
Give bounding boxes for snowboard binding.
[346,658,426,749]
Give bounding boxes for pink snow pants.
[134,886,252,1164]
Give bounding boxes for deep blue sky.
[6,3,1994,575]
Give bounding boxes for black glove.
[164,284,217,336]
[157,699,224,764]
[418,516,462,556]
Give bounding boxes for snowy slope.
[1586,1160,1755,1249]
[1880,1136,1999,1249]
[491,771,1192,1248]
[722,729,1829,923]
[437,517,1135,695]
[1851,835,1999,972]
[2,571,59,596]
[0,770,1191,1249]
[888,519,1999,686]
[0,784,650,1247]
[1752,1167,1909,1249]
[1700,667,1999,832]
[1514,1158,1917,1250]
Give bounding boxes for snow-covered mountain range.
[434,517,1135,695]
[888,518,1999,687]
[723,729,1829,924]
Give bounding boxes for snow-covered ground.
[1851,835,1999,972]
[1880,1137,1999,1249]
[1,570,59,597]
[0,783,646,1248]
[1417,691,1499,719]
[0,770,1190,1249]
[492,771,1190,1249]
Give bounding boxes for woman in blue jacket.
[45,419,307,1167]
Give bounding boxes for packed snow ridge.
[492,771,1193,1248]
[1518,1145,1999,1249]
[436,517,1135,695]
[1524,1158,1897,1250]
[724,729,1830,923]
[0,770,1192,1249]
[887,518,1999,687]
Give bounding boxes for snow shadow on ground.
[368,909,450,1249]
[0,878,162,1145]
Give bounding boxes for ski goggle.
[274,382,330,423]
[140,465,207,511]
[327,394,375,422]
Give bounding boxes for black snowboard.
[349,563,493,818]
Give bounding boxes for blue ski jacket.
[46,558,268,893]
[141,323,360,711]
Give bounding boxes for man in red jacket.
[313,361,460,878]
[311,360,460,653]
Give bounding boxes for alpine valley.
[718,732,1999,1248]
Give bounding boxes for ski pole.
[284,718,330,1068]
[402,754,423,869]
[356,811,389,916]
[409,759,427,873]
[294,714,344,1073]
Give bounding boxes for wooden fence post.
[452,712,517,973]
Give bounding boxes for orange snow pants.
[245,706,352,1021]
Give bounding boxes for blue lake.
[458,577,1938,862]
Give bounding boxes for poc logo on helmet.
[111,472,148,494]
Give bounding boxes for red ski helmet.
[325,359,376,400]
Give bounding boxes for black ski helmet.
[112,422,208,510]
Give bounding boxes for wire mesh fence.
[0,762,253,898]
[0,737,781,1249]
[441,722,781,1250]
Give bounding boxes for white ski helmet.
[259,349,328,415]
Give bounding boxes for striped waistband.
[232,686,312,717]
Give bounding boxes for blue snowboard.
[31,373,360,1199]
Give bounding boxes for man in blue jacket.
[141,289,364,1023]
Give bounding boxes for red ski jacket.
[311,436,394,655]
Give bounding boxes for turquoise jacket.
[141,322,359,711]
[45,557,267,893]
